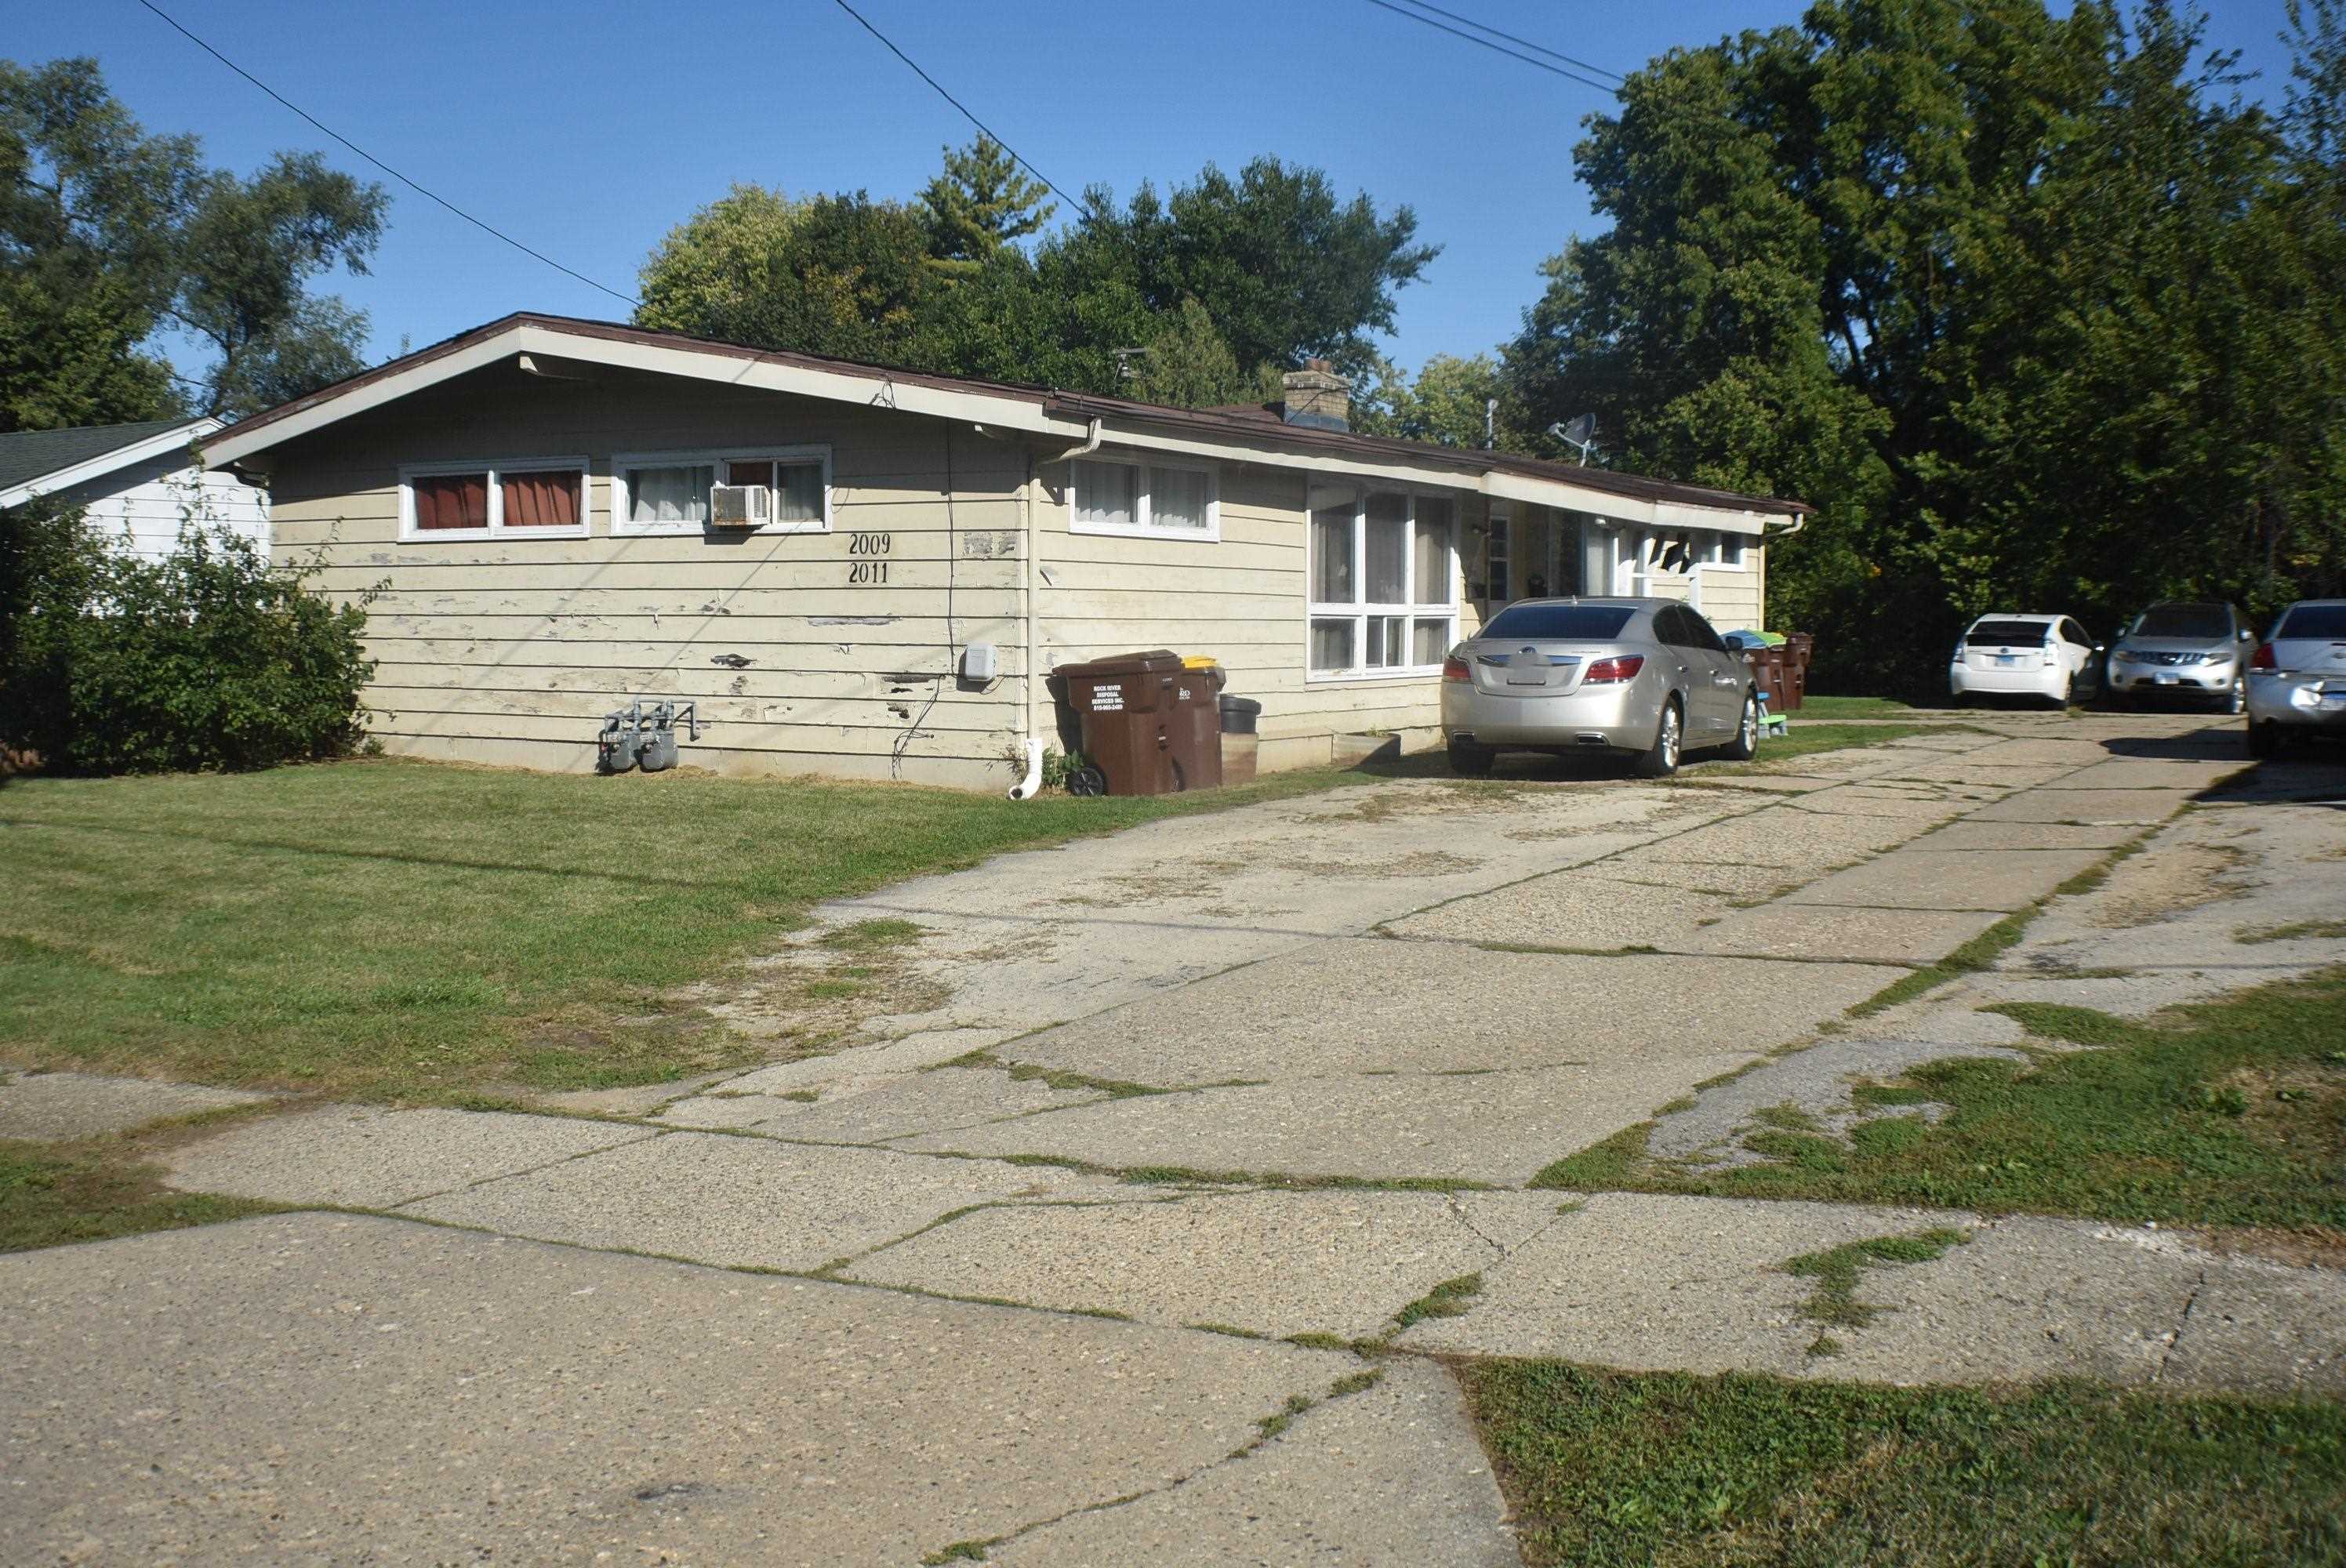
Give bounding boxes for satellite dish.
[1548,414,1598,466]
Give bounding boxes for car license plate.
[1995,655,2017,666]
[2155,672,2179,685]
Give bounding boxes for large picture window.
[1069,456,1218,541]
[399,459,587,539]
[612,446,830,535]
[1306,487,1458,678]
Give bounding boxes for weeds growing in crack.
[1782,1227,1972,1351]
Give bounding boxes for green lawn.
[0,756,1371,1100]
[0,717,1963,1105]
[1793,695,1937,720]
[1540,968,2346,1233]
[1465,1359,2346,1567]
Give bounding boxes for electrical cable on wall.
[892,423,957,776]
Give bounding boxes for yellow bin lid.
[1181,655,1220,670]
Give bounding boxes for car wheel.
[1723,692,1760,761]
[1448,741,1494,777]
[2247,720,2279,760]
[1633,699,1683,779]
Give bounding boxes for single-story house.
[202,314,1810,790]
[0,417,269,561]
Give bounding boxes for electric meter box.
[961,642,998,681]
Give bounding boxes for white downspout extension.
[1003,417,1102,800]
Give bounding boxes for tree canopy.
[635,143,1436,407]
[0,57,387,430]
[1502,0,2346,691]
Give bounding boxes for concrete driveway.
[8,708,2344,1565]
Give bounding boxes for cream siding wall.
[260,363,1769,790]
[267,365,1030,788]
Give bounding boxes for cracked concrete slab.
[1818,1218,2210,1387]
[1396,1192,1977,1374]
[1783,848,2107,913]
[996,942,1900,1089]
[896,1057,1751,1185]
[160,1105,652,1208]
[401,1131,1121,1273]
[1909,819,2146,851]
[843,1189,1567,1340]
[710,1026,1018,1099]
[2042,757,2250,792]
[1385,870,1737,950]
[1629,808,1951,874]
[989,1359,1518,1568]
[0,1213,1352,1567]
[1964,787,2198,824]
[0,1071,271,1141]
[743,1067,1107,1144]
[1672,902,2006,964]
[2161,1258,2346,1396]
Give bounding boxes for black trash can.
[1218,695,1262,735]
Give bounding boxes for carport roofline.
[201,312,1810,534]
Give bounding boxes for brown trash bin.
[1742,647,1793,713]
[1050,650,1184,796]
[1782,633,1814,711]
[1168,664,1225,792]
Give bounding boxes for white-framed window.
[1068,456,1218,541]
[1306,485,1458,679]
[612,445,831,536]
[1709,531,1750,569]
[398,457,589,539]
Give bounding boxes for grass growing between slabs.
[1537,967,2346,1233]
[0,755,1389,1100]
[1462,1360,2346,1568]
[0,1136,281,1254]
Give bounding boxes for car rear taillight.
[2042,647,2059,666]
[2250,642,2276,670]
[1442,653,1470,682]
[1583,655,1645,685]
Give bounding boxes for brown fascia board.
[211,311,1810,517]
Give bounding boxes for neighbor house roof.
[206,314,1810,534]
[0,417,222,509]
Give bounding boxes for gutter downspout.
[997,416,1102,800]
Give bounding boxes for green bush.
[0,503,375,775]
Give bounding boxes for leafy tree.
[1355,351,1512,447]
[1502,0,2344,692]
[1,56,385,429]
[1126,298,1253,407]
[638,186,937,364]
[175,153,383,419]
[919,136,1054,275]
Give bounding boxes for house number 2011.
[848,560,889,584]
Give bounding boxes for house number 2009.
[848,532,892,555]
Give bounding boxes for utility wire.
[1391,0,1624,82]
[829,0,1093,221]
[1360,0,1622,93]
[131,0,638,307]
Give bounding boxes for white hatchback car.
[1948,614,2102,707]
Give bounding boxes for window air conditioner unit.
[709,483,770,529]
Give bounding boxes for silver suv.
[2247,599,2346,757]
[2106,602,2253,713]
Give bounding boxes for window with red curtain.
[413,472,488,530]
[501,468,582,528]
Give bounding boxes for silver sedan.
[1441,597,1760,778]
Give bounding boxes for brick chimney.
[1280,360,1350,432]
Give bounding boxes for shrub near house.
[0,503,374,775]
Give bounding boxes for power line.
[1360,0,1622,94]
[829,0,1094,221]
[1392,0,1625,83]
[131,0,638,308]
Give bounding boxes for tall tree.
[1503,1,2341,691]
[1,57,386,430]
[918,136,1053,276]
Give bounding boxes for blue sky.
[14,0,2308,380]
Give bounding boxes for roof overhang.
[0,416,223,509]
[204,315,1807,536]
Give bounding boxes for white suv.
[2246,599,2346,757]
